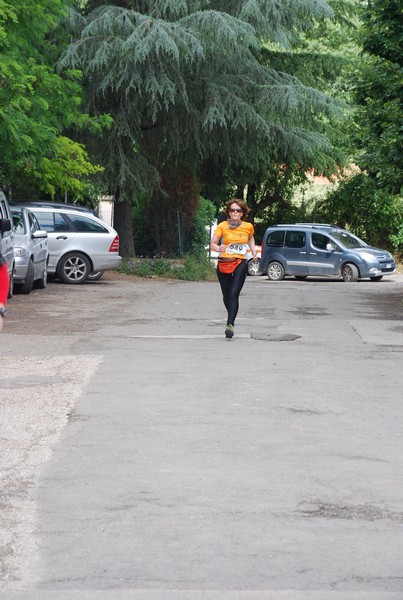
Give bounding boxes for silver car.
[13,205,122,284]
[12,207,48,294]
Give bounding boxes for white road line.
[126,334,252,339]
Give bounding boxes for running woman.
[210,199,257,338]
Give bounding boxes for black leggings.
[216,260,248,325]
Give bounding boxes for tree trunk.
[114,196,135,257]
[246,183,257,223]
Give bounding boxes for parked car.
[17,202,104,281]
[22,201,98,217]
[0,190,15,298]
[11,204,121,284]
[260,223,395,282]
[11,207,48,294]
[246,245,262,276]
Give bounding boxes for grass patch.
[119,254,217,281]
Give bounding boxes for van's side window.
[266,230,285,246]
[312,233,330,250]
[285,231,305,248]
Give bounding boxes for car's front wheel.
[34,265,48,289]
[247,259,261,276]
[15,259,34,294]
[57,252,91,284]
[267,261,285,281]
[342,262,359,282]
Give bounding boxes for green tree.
[0,0,101,199]
[316,0,403,250]
[61,0,345,254]
[355,0,403,195]
[218,0,362,223]
[312,172,402,247]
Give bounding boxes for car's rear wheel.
[247,260,261,276]
[15,259,34,294]
[267,261,285,281]
[342,262,359,282]
[57,252,91,284]
[87,270,104,281]
[369,275,383,282]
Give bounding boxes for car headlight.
[360,252,378,262]
[14,247,27,257]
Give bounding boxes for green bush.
[187,196,216,257]
[119,253,216,281]
[390,223,403,255]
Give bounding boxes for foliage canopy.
[60,0,348,253]
[0,0,102,198]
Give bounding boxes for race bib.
[226,243,248,255]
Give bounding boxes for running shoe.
[225,324,234,338]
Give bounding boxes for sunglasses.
[229,208,243,213]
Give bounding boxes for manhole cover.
[251,332,301,342]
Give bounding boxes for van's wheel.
[57,252,91,284]
[267,261,285,281]
[342,263,359,282]
[17,259,34,294]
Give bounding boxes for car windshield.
[329,229,367,249]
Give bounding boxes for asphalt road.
[0,271,402,600]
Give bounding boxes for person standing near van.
[210,199,257,338]
[0,253,9,332]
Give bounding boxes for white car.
[246,245,262,275]
[11,207,48,294]
[13,204,121,284]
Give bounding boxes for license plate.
[386,263,391,268]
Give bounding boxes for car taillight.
[109,235,119,252]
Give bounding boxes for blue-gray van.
[260,223,395,282]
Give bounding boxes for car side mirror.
[32,230,48,239]
[326,242,336,252]
[0,218,11,234]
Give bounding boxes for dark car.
[260,223,396,282]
